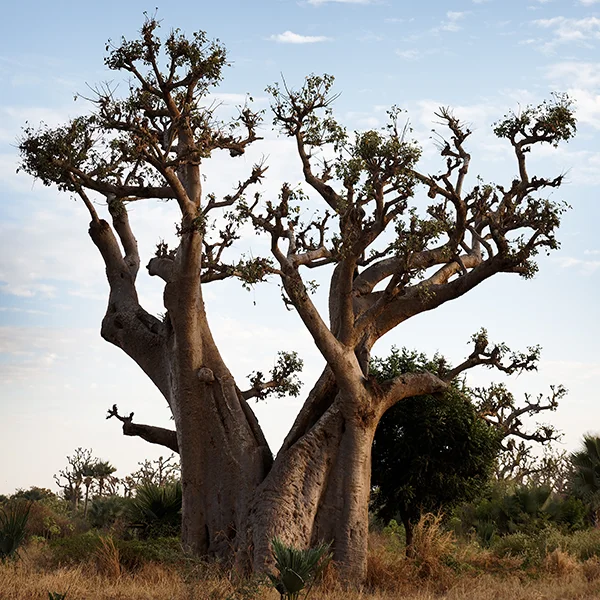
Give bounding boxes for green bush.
[492,532,541,565]
[454,483,589,545]
[0,501,31,560]
[47,531,184,571]
[88,495,130,530]
[563,529,600,561]
[116,537,184,570]
[490,526,600,565]
[128,482,182,539]
[268,537,332,600]
[26,501,74,539]
[47,531,101,566]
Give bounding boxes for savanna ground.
[4,516,600,600]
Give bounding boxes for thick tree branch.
[378,371,448,414]
[107,405,179,453]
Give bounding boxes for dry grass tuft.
[366,530,413,593]
[582,556,600,582]
[544,547,578,576]
[411,513,455,565]
[95,535,121,578]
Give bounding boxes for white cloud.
[579,0,600,5]
[436,11,469,33]
[396,49,421,60]
[545,61,600,89]
[556,256,600,274]
[544,62,600,130]
[269,31,331,44]
[534,16,600,49]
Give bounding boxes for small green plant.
[128,482,182,538]
[48,592,68,600]
[0,501,31,560]
[268,537,332,600]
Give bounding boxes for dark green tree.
[371,347,564,553]
[371,349,502,552]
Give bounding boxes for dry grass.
[96,535,121,578]
[4,518,600,600]
[3,558,600,600]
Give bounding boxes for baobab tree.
[19,18,575,582]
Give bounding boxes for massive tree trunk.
[164,282,272,557]
[245,376,378,583]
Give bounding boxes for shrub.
[47,531,102,566]
[26,501,73,539]
[563,528,600,560]
[116,537,183,571]
[87,496,130,530]
[493,532,535,559]
[128,482,182,538]
[0,501,31,560]
[268,537,331,600]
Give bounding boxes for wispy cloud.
[435,11,469,33]
[545,61,600,89]
[269,31,331,43]
[556,256,600,274]
[579,0,600,5]
[396,49,422,60]
[544,61,600,130]
[534,16,600,49]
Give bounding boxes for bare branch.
[107,404,179,453]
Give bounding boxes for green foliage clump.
[128,481,182,538]
[47,531,183,570]
[455,482,588,548]
[371,348,502,537]
[570,435,600,518]
[0,501,31,560]
[25,499,74,539]
[47,531,101,566]
[87,495,130,530]
[116,537,184,570]
[268,537,332,600]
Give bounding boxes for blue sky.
[1,0,599,494]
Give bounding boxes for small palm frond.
[269,537,332,600]
[0,501,31,561]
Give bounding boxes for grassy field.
[4,526,600,600]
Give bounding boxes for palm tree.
[570,435,600,525]
[81,463,97,519]
[94,461,117,497]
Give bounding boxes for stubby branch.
[107,405,179,453]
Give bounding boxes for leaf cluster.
[268,537,332,600]
[247,351,304,400]
[493,92,576,148]
[0,501,31,561]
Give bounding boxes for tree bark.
[246,379,377,584]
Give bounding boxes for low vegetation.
[3,435,600,598]
[3,515,600,599]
